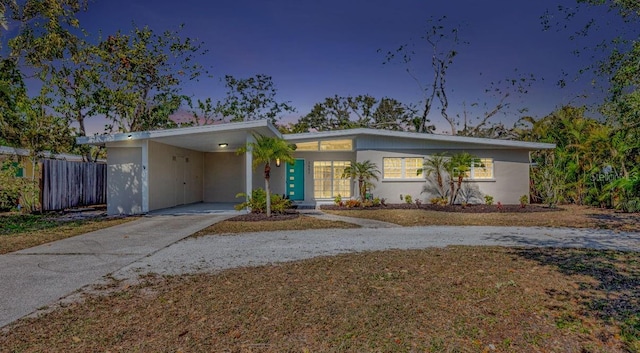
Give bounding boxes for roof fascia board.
[283,129,555,150]
[77,120,281,146]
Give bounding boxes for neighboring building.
[76,120,555,215]
[0,146,106,211]
[0,146,88,180]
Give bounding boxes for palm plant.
[445,152,481,205]
[341,160,380,202]
[237,134,295,217]
[417,153,448,198]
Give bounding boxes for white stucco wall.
[357,149,530,205]
[203,152,245,203]
[147,141,203,211]
[107,147,143,215]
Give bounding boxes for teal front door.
[286,159,305,201]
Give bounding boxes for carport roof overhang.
[76,120,281,152]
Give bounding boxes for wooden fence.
[41,159,107,211]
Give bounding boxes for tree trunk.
[449,179,455,205]
[265,178,271,217]
[264,162,271,217]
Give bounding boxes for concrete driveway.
[1,211,639,330]
[0,214,231,329]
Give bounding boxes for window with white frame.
[313,161,351,198]
[295,139,352,151]
[383,157,424,179]
[469,158,494,179]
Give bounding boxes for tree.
[0,0,16,32]
[237,135,296,217]
[4,0,88,66]
[187,97,217,126]
[92,25,208,133]
[294,95,416,132]
[0,58,25,146]
[381,16,458,133]
[341,160,380,202]
[383,17,535,137]
[215,74,294,124]
[445,152,481,205]
[417,153,449,199]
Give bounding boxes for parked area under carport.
[148,202,241,215]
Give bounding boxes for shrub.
[345,199,362,208]
[619,198,640,213]
[404,194,413,204]
[362,199,374,208]
[430,197,448,206]
[497,201,503,210]
[372,197,381,207]
[270,194,292,213]
[0,160,38,212]
[415,198,422,207]
[380,198,387,206]
[484,195,494,205]
[519,195,529,208]
[235,188,291,214]
[334,194,343,206]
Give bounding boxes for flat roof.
[76,122,555,152]
[284,128,556,150]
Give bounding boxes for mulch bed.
[228,204,561,222]
[320,203,562,213]
[227,212,300,222]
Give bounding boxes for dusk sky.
[75,0,624,133]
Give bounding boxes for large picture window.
[383,157,424,179]
[313,161,351,198]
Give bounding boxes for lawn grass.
[325,205,640,231]
[2,246,636,352]
[191,215,359,236]
[0,213,135,254]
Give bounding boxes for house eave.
[76,120,281,147]
[283,128,556,150]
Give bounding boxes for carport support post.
[244,135,254,211]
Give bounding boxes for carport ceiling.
[151,130,254,152]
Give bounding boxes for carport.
[77,120,283,215]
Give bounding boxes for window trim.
[382,157,425,180]
[468,158,494,180]
[294,139,353,152]
[313,160,352,199]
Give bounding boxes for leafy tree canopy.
[293,94,417,132]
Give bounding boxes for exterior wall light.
[218,143,228,148]
[275,158,281,167]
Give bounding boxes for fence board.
[41,159,106,211]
